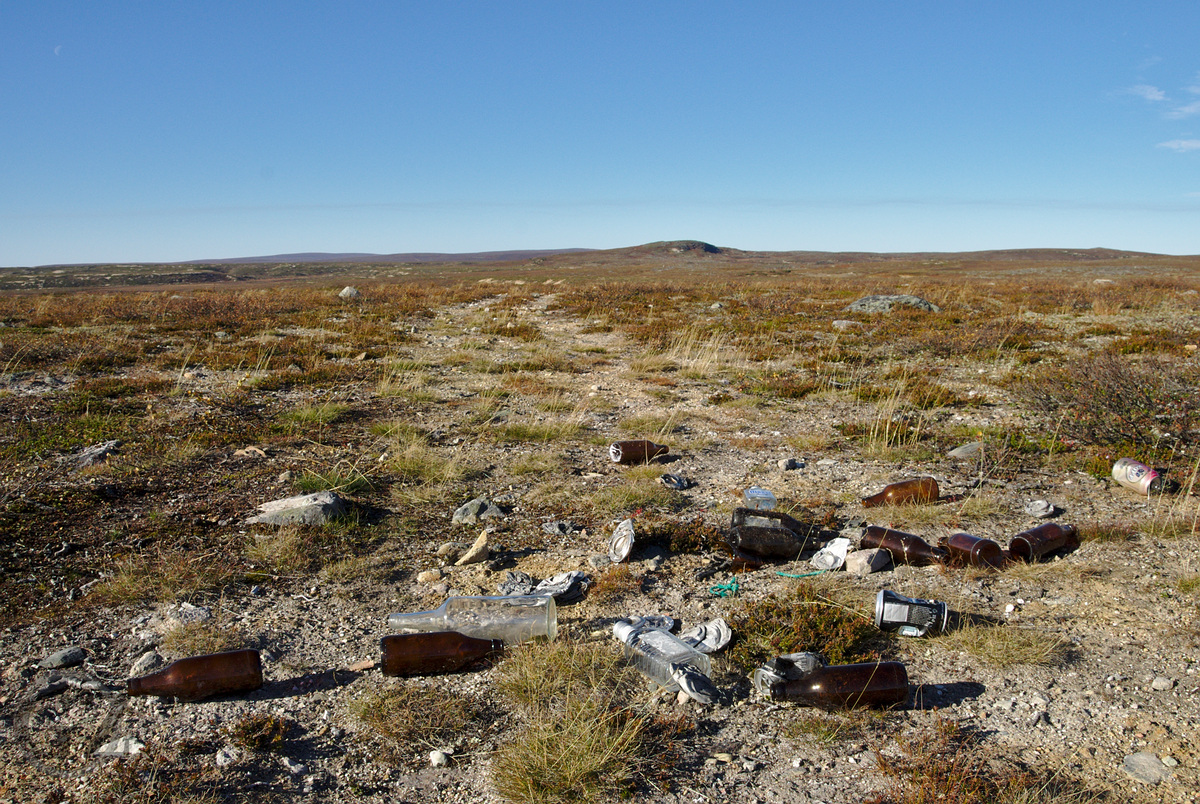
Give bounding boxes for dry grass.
[934,624,1069,668]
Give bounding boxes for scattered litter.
[708,576,740,598]
[1024,499,1057,518]
[671,663,719,704]
[875,590,948,637]
[609,439,669,465]
[810,537,851,570]
[660,473,694,490]
[1009,523,1079,562]
[948,441,985,460]
[678,618,732,653]
[613,618,715,700]
[533,570,589,603]
[1112,458,1179,495]
[742,486,777,510]
[751,652,824,695]
[861,477,939,507]
[388,595,557,643]
[609,518,635,563]
[727,508,817,560]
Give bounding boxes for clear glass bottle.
[387,595,556,644]
[768,661,909,709]
[861,477,939,508]
[612,621,711,692]
[938,532,1006,569]
[742,487,777,510]
[861,526,948,566]
[380,632,503,677]
[126,649,263,702]
[609,440,669,465]
[1008,523,1079,562]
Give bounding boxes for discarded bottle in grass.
[751,652,824,695]
[609,440,669,465]
[387,595,556,644]
[742,486,777,510]
[727,507,814,559]
[1009,523,1079,562]
[861,526,948,566]
[938,532,1006,569]
[861,477,939,508]
[768,661,909,709]
[380,632,503,677]
[126,649,262,702]
[875,590,948,637]
[1111,458,1179,496]
[612,620,712,692]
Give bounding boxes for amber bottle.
[609,440,669,465]
[1008,523,1079,562]
[861,526,948,566]
[126,649,263,702]
[861,477,939,508]
[380,632,503,677]
[726,508,814,559]
[768,661,909,709]
[938,532,1006,569]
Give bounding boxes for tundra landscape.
[1,241,1199,804]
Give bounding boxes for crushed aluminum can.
[609,518,635,563]
[810,537,852,571]
[678,618,732,654]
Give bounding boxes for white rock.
[95,737,145,757]
[454,531,489,566]
[430,750,451,767]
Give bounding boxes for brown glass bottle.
[769,661,909,709]
[861,477,939,508]
[727,508,815,559]
[126,649,262,702]
[1009,523,1079,562]
[609,440,669,465]
[861,526,948,566]
[938,532,1006,569]
[380,631,503,677]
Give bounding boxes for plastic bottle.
[612,621,712,692]
[126,649,263,702]
[861,477,939,508]
[380,632,503,677]
[1111,458,1179,495]
[768,661,909,709]
[387,595,556,644]
[860,526,948,566]
[1008,523,1079,562]
[609,440,669,465]
[938,532,1006,569]
[727,508,814,559]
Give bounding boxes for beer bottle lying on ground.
[126,649,263,702]
[861,477,939,508]
[768,661,909,709]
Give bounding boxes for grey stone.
[95,737,145,757]
[844,294,940,314]
[435,542,463,560]
[338,286,360,299]
[451,496,503,526]
[831,319,859,330]
[39,646,86,670]
[416,569,444,584]
[247,491,349,526]
[34,679,69,700]
[1150,676,1174,691]
[215,746,239,767]
[844,548,891,577]
[281,756,307,775]
[1123,751,1170,784]
[588,554,613,571]
[171,602,213,625]
[57,440,120,468]
[130,651,163,676]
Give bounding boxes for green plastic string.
[774,569,826,579]
[708,576,740,597]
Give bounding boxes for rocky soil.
[2,277,1199,803]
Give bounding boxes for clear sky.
[3,1,1200,266]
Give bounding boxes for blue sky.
[3,1,1200,266]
